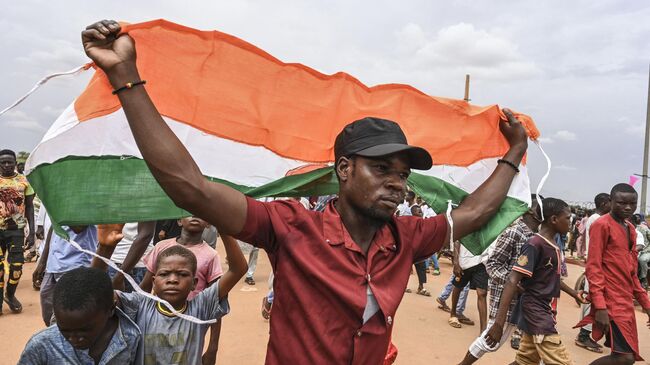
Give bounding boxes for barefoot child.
[92,224,247,364]
[485,198,587,365]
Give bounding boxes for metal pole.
[464,74,470,101]
[641,64,650,215]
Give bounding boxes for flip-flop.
[448,316,462,328]
[416,288,432,297]
[436,297,451,312]
[457,314,475,326]
[261,297,272,320]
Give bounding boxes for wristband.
[497,159,520,173]
[112,80,147,95]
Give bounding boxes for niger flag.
[26,19,540,254]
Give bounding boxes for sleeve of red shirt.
[585,221,608,310]
[233,197,277,251]
[411,215,449,262]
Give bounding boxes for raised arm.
[112,221,155,290]
[81,20,247,235]
[91,224,125,271]
[216,235,248,300]
[450,110,528,240]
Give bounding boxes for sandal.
[261,297,272,320]
[405,288,413,293]
[416,288,431,297]
[432,269,440,276]
[448,316,462,328]
[457,314,475,326]
[436,297,451,312]
[245,277,256,285]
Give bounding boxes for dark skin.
[92,224,247,305]
[484,208,588,348]
[589,191,650,365]
[450,239,488,333]
[140,216,209,293]
[458,201,542,365]
[33,225,89,315]
[81,20,528,257]
[137,216,221,365]
[55,305,118,364]
[0,153,35,247]
[111,221,155,291]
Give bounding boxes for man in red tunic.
[576,183,650,364]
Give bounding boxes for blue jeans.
[108,266,147,293]
[427,254,440,270]
[438,274,469,314]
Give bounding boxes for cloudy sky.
[2,1,649,206]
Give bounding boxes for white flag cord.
[533,140,552,220]
[1,65,216,325]
[0,64,90,117]
[67,238,217,325]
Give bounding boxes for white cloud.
[1,120,46,133]
[537,137,554,144]
[42,105,64,117]
[553,130,577,141]
[401,22,541,81]
[555,164,577,171]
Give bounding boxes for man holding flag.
[81,19,529,365]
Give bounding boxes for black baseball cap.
[334,117,432,170]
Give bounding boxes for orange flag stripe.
[75,19,539,166]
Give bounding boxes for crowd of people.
[1,19,649,365]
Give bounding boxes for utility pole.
[641,64,650,215]
[464,74,470,102]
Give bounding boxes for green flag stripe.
[28,156,527,252]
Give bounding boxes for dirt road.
[2,244,649,364]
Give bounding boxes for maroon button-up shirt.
[235,197,448,365]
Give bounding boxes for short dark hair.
[537,197,569,223]
[0,149,16,159]
[406,191,416,199]
[156,245,197,274]
[632,214,642,225]
[594,193,610,208]
[611,183,637,198]
[53,267,113,313]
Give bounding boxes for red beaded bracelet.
[112,80,147,95]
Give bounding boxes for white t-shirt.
[111,222,153,267]
[458,243,491,270]
[585,213,601,257]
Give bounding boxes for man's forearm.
[107,64,206,209]
[26,201,35,234]
[106,63,247,235]
[452,144,527,238]
[118,222,155,274]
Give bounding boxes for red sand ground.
[2,242,649,364]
